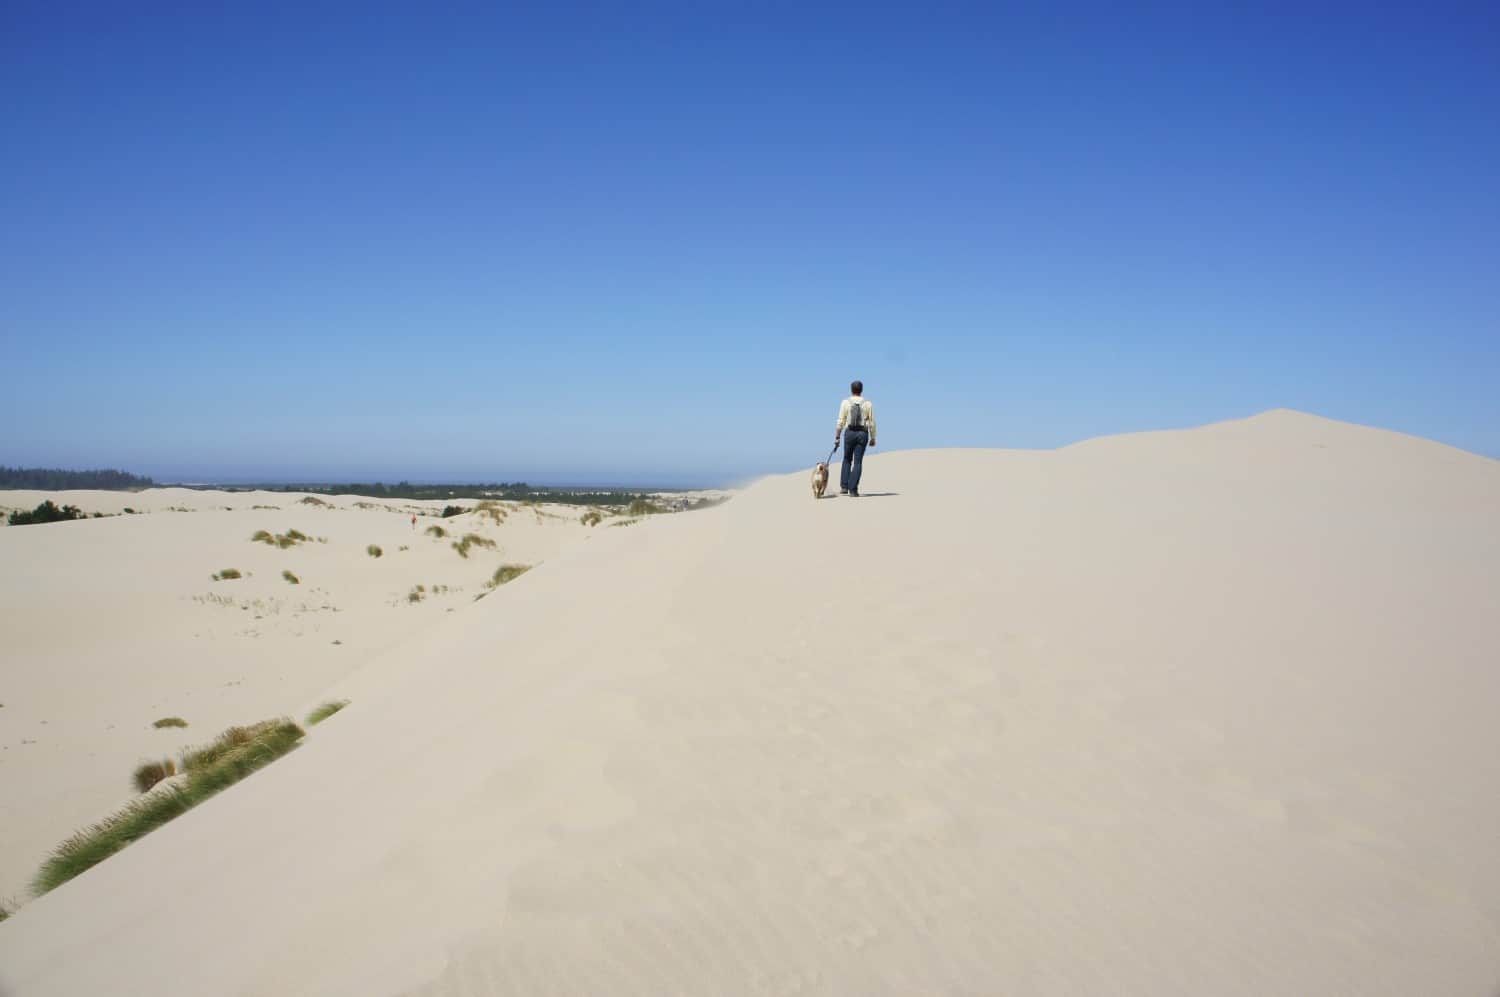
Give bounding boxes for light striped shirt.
[835,396,876,444]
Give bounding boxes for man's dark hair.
[851,380,863,395]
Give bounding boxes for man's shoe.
[849,490,860,497]
[839,488,849,495]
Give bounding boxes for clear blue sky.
[3,4,1496,485]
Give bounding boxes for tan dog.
[811,461,830,498]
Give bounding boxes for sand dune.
[0,489,631,905]
[1,411,1497,995]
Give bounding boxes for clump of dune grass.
[627,498,664,516]
[487,564,531,589]
[306,700,349,726]
[451,533,497,559]
[153,716,188,729]
[253,528,309,549]
[132,758,178,793]
[366,544,383,558]
[473,500,508,525]
[299,496,329,507]
[35,788,194,896]
[212,568,243,580]
[608,518,640,528]
[282,569,300,585]
[0,902,9,922]
[580,510,603,527]
[407,585,426,603]
[179,718,300,773]
[34,718,304,896]
[425,524,448,539]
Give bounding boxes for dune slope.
[1,411,1497,995]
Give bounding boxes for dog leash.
[823,442,838,465]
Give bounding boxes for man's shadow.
[830,492,899,498]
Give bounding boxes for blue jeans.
[841,427,868,493]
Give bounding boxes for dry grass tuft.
[132,758,177,793]
[254,528,310,549]
[487,564,532,589]
[282,569,300,585]
[366,544,383,558]
[473,500,508,525]
[152,717,188,729]
[212,568,243,580]
[299,496,329,507]
[452,533,497,559]
[425,524,447,538]
[580,510,603,527]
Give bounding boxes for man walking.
[834,380,876,497]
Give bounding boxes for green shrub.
[132,758,177,793]
[306,700,349,726]
[212,568,242,581]
[627,498,664,517]
[487,564,532,588]
[282,570,300,585]
[366,544,383,558]
[441,505,468,518]
[152,717,188,729]
[8,500,86,526]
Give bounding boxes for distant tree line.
[270,481,529,500]
[0,466,154,490]
[261,481,658,507]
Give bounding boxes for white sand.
[1,410,1497,995]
